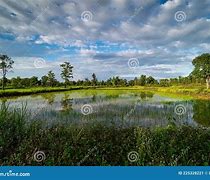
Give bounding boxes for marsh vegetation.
[0,89,210,166]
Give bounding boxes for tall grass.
[0,104,210,166]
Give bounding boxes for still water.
[1,89,210,127]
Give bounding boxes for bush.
[0,105,210,166]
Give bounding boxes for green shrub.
[0,105,210,166]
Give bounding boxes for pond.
[1,89,210,127]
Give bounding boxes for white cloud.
[0,0,210,80]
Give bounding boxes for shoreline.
[0,86,210,99]
[0,86,93,98]
[97,86,210,100]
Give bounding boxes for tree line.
[0,55,73,90]
[0,53,210,89]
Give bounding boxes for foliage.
[91,73,97,86]
[191,53,210,89]
[0,54,14,90]
[136,125,210,166]
[60,62,73,88]
[47,71,57,87]
[0,105,210,166]
[1,53,210,91]
[191,53,210,79]
[139,75,146,86]
[41,75,48,86]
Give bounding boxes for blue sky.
[0,0,210,80]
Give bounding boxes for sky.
[0,0,210,81]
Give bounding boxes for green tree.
[92,73,97,86]
[11,76,22,88]
[160,79,170,87]
[139,75,146,86]
[0,55,14,90]
[111,76,121,86]
[21,78,30,87]
[41,75,48,86]
[146,76,156,85]
[134,77,139,86]
[84,78,91,86]
[47,71,56,87]
[29,76,39,87]
[191,53,210,89]
[60,62,73,88]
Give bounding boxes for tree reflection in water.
[41,93,56,105]
[61,93,73,112]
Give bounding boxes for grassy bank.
[0,85,210,99]
[0,104,210,166]
[155,86,210,99]
[97,85,210,99]
[0,86,93,97]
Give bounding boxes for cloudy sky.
[0,0,210,80]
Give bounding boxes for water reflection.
[60,93,73,112]
[41,93,56,105]
[0,90,210,127]
[192,100,210,127]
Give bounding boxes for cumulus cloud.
[0,0,210,80]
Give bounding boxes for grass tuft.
[0,104,210,166]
